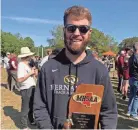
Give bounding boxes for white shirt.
[39,55,49,68]
[17,62,36,90]
[3,56,10,69]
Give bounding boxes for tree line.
[1,26,138,57]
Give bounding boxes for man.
[48,48,61,60]
[127,42,138,120]
[33,6,118,129]
[39,48,52,68]
[117,50,125,93]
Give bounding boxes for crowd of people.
[1,5,138,130]
[115,43,138,120]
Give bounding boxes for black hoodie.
[129,53,138,79]
[33,48,118,129]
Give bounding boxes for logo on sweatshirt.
[72,92,101,107]
[64,75,78,85]
[52,69,58,72]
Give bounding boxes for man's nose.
[74,28,81,35]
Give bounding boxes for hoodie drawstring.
[69,63,71,96]
[67,64,78,120]
[68,64,78,96]
[74,65,78,92]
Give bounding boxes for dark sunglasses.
[65,24,91,34]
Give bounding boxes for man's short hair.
[64,5,92,25]
[46,49,52,54]
[133,42,138,51]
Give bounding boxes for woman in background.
[17,47,38,130]
[122,48,131,100]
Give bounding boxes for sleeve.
[99,71,118,129]
[33,69,53,129]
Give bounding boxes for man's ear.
[89,28,92,34]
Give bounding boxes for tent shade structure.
[102,51,116,57]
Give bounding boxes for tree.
[90,28,119,54]
[1,31,21,55]
[119,37,138,49]
[23,37,35,52]
[47,25,64,49]
[1,31,36,56]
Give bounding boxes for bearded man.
[33,5,118,129]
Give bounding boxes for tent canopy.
[102,51,116,57]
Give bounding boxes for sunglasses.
[65,24,90,34]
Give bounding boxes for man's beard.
[64,33,90,55]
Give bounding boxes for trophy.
[63,84,104,129]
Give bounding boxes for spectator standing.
[8,53,20,91]
[117,50,125,93]
[17,47,38,130]
[3,52,11,89]
[122,48,131,100]
[39,49,52,68]
[127,42,138,120]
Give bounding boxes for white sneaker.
[126,113,130,117]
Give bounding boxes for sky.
[2,0,138,46]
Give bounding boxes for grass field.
[1,67,138,129]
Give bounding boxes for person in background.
[39,49,52,68]
[48,48,61,60]
[115,53,120,70]
[33,5,117,129]
[117,50,125,93]
[122,48,131,100]
[92,51,104,64]
[8,53,20,91]
[127,42,138,120]
[3,52,10,70]
[3,52,11,89]
[34,56,41,69]
[17,47,38,130]
[102,56,110,71]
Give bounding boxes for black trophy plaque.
[71,112,95,129]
